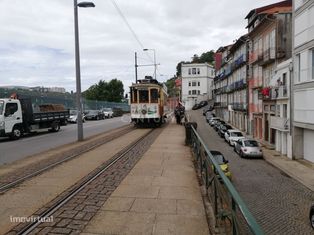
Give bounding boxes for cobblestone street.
[189,110,314,235]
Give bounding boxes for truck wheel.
[10,127,22,140]
[50,122,60,132]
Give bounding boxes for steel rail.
[0,125,134,194]
[16,128,155,235]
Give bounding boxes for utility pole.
[135,52,138,83]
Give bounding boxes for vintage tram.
[129,77,169,127]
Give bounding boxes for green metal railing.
[190,125,264,235]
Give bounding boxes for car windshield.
[213,154,225,164]
[0,101,4,115]
[103,108,112,111]
[89,110,98,115]
[244,140,259,147]
[230,132,243,137]
[70,110,77,115]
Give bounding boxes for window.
[0,101,3,115]
[283,104,287,118]
[192,90,197,95]
[197,68,200,74]
[131,88,137,103]
[197,90,200,95]
[189,90,191,95]
[312,49,314,80]
[188,68,191,75]
[198,81,200,86]
[188,81,191,86]
[139,90,149,103]
[150,89,159,103]
[295,54,301,82]
[192,81,196,86]
[192,68,197,74]
[5,103,18,115]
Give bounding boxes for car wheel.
[311,210,314,229]
[10,126,22,140]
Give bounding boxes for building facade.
[246,0,292,145]
[227,36,249,132]
[270,59,293,158]
[292,0,314,163]
[181,63,215,110]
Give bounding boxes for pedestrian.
[175,103,185,125]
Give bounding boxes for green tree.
[165,77,176,97]
[83,78,124,102]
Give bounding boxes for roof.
[245,0,292,19]
[245,0,292,29]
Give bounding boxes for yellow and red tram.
[130,78,169,127]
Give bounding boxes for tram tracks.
[0,125,134,194]
[4,126,163,235]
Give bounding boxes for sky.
[0,0,282,93]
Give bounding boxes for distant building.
[291,0,314,163]
[181,63,215,110]
[30,86,66,93]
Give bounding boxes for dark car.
[85,110,104,120]
[218,124,233,138]
[205,112,216,123]
[112,107,123,117]
[310,204,314,229]
[213,120,225,131]
[192,103,201,110]
[199,100,208,108]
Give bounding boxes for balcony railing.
[276,85,288,99]
[270,116,289,131]
[259,47,276,66]
[232,102,248,111]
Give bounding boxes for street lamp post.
[143,48,156,80]
[74,0,95,141]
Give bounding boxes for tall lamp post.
[143,48,156,80]
[74,0,95,141]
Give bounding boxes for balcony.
[249,51,263,65]
[259,47,276,66]
[260,87,277,101]
[232,102,248,111]
[270,116,289,132]
[276,85,288,99]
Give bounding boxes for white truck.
[0,97,69,140]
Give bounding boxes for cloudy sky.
[0,0,281,93]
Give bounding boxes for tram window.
[139,90,149,103]
[131,88,138,103]
[150,89,159,103]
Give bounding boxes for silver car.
[234,139,263,158]
[225,129,245,146]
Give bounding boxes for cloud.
[0,0,282,93]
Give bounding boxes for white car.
[68,110,85,123]
[224,129,245,146]
[102,108,113,118]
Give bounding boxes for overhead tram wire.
[109,0,154,64]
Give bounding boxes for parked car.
[205,112,216,123]
[202,105,213,116]
[102,108,113,118]
[199,100,208,108]
[225,129,245,146]
[234,139,263,158]
[85,110,104,120]
[192,103,201,110]
[112,107,124,117]
[67,110,85,123]
[218,124,233,138]
[310,204,314,229]
[209,117,220,126]
[209,150,232,179]
[213,120,225,131]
